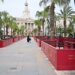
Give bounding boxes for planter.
[41,41,75,70]
[37,39,41,47]
[0,40,4,47]
[0,38,13,48]
[36,37,57,47]
[0,36,25,48]
[13,36,19,42]
[57,50,75,70]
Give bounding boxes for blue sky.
[0,0,75,19]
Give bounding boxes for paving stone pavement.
[0,37,75,75]
[0,37,57,75]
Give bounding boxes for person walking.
[27,35,31,42]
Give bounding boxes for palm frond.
[0,0,4,2]
[39,0,48,6]
[74,0,75,4]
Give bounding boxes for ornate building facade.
[16,0,35,36]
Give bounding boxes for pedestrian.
[27,35,31,42]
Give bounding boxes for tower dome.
[25,0,28,6]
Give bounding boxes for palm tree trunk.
[3,25,6,39]
[50,2,55,37]
[6,25,9,36]
[38,26,41,36]
[54,20,56,36]
[42,18,45,36]
[64,18,67,37]
[11,28,13,37]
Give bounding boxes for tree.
[0,12,3,39]
[0,1,4,39]
[39,0,49,36]
[32,28,38,36]
[8,16,16,36]
[0,0,4,2]
[0,12,3,28]
[67,15,75,37]
[36,11,45,35]
[34,19,42,36]
[39,0,75,37]
[58,6,75,37]
[36,11,43,18]
[2,11,9,37]
[44,6,51,36]
[11,22,18,37]
[57,27,64,37]
[39,0,48,6]
[20,25,25,36]
[50,0,72,37]
[36,6,49,36]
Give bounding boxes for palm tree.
[32,28,38,36]
[34,19,42,36]
[39,0,49,36]
[9,16,16,36]
[50,0,71,37]
[39,0,48,6]
[36,7,49,36]
[39,0,75,37]
[36,11,45,35]
[20,25,25,36]
[2,11,9,37]
[36,11,42,18]
[0,0,4,2]
[44,6,51,36]
[58,6,75,37]
[11,22,18,37]
[0,12,3,39]
[67,25,73,37]
[5,17,11,36]
[54,15,61,36]
[67,15,75,37]
[0,12,3,28]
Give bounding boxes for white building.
[16,0,35,36]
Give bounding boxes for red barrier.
[41,41,75,70]
[13,37,19,42]
[0,36,25,48]
[57,50,75,70]
[0,40,3,47]
[37,39,41,47]
[0,38,13,48]
[41,41,57,67]
[18,36,21,40]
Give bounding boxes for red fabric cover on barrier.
[0,38,13,48]
[0,40,3,47]
[41,40,75,70]
[13,37,19,42]
[37,39,41,47]
[57,50,75,70]
[0,36,24,48]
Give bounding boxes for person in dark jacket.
[27,35,31,42]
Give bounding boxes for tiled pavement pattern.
[0,37,75,75]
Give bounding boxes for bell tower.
[23,0,30,19]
